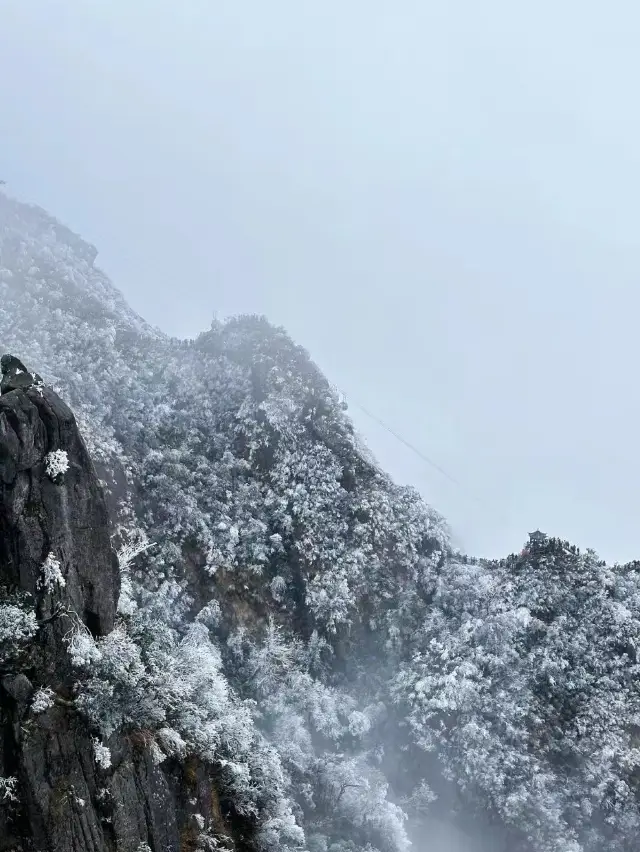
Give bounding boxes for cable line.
[338,388,491,511]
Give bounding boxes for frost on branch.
[400,780,438,815]
[38,552,66,591]
[114,526,154,616]
[269,575,286,602]
[114,525,153,572]
[0,597,38,665]
[117,574,137,616]
[149,739,165,766]
[31,687,55,714]
[0,602,37,646]
[66,610,305,849]
[64,614,102,669]
[45,449,69,482]
[0,776,18,803]
[92,737,112,769]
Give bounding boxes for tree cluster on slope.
[392,539,640,851]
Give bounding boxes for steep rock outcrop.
[0,377,224,852]
[0,383,119,636]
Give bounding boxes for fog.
[2,2,640,563]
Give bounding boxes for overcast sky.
[2,1,640,562]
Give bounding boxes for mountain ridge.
[2,189,640,852]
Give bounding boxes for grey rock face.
[0,382,119,635]
[0,353,44,396]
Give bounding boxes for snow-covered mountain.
[1,190,639,852]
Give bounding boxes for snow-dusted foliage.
[31,687,55,714]
[0,776,18,803]
[0,592,38,667]
[38,552,66,591]
[92,738,112,769]
[113,524,154,616]
[44,449,69,481]
[391,542,640,851]
[114,524,153,572]
[0,602,37,646]
[65,607,303,849]
[227,618,411,852]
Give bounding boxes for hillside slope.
[0,191,448,852]
[2,191,640,852]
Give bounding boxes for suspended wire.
[337,388,490,509]
[349,399,463,488]
[330,386,526,560]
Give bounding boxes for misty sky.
[2,1,640,562]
